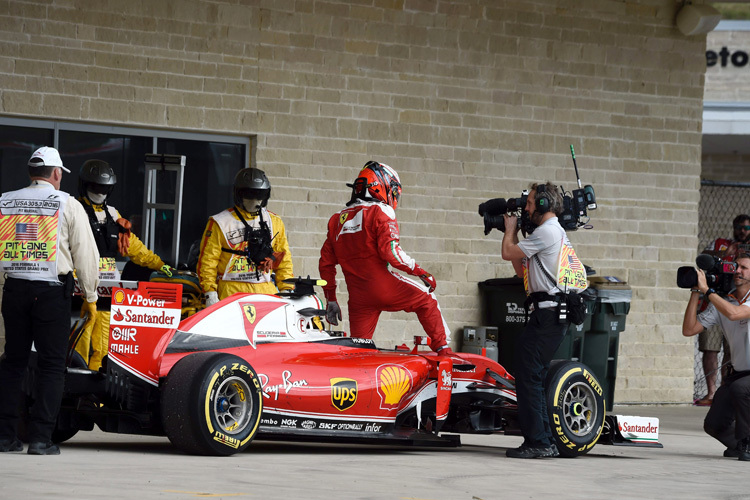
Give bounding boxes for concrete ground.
[0,404,745,500]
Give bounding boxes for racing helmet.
[234,168,271,210]
[350,161,402,209]
[78,159,116,203]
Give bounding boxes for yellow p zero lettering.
[553,367,582,403]
[232,362,239,371]
[553,414,561,425]
[204,373,220,434]
[219,365,227,377]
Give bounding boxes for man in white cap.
[0,146,99,455]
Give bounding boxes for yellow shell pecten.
[379,366,410,405]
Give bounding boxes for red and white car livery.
[44,277,660,456]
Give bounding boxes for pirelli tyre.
[545,360,605,458]
[161,352,262,456]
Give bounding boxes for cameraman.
[500,181,579,459]
[682,253,750,461]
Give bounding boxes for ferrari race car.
[25,277,662,456]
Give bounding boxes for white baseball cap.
[28,147,70,173]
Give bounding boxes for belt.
[6,275,69,287]
[526,292,562,311]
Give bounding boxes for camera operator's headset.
[535,184,552,214]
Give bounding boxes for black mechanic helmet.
[78,159,117,200]
[233,168,271,208]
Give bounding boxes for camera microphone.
[696,253,718,271]
[478,198,507,217]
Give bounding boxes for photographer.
[682,253,750,461]
[500,181,586,459]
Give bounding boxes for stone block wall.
[0,0,708,403]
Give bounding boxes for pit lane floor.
[0,405,745,500]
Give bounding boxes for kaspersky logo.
[330,378,357,411]
[376,364,412,410]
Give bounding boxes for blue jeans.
[514,307,568,447]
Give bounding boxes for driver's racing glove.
[326,300,342,326]
[205,291,219,307]
[419,272,437,293]
[159,264,175,277]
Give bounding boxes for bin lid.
[478,277,524,289]
[588,276,631,291]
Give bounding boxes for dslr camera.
[677,254,737,295]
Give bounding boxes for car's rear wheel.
[545,360,605,457]
[161,352,262,456]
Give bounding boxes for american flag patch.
[567,254,581,270]
[15,222,38,241]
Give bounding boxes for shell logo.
[113,289,125,305]
[376,364,412,410]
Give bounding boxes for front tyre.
[545,361,605,458]
[161,352,262,456]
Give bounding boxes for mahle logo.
[330,378,358,411]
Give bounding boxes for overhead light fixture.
[675,2,722,36]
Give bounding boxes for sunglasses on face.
[735,225,750,231]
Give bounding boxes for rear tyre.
[161,352,262,456]
[545,361,605,457]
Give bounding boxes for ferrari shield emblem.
[330,378,357,411]
[339,212,349,225]
[242,304,257,324]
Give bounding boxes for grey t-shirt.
[698,294,750,371]
[518,217,567,295]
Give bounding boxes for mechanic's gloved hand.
[116,218,132,256]
[80,300,97,324]
[258,257,274,273]
[205,291,219,307]
[159,264,175,277]
[419,273,437,293]
[326,301,342,326]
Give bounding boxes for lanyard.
[729,288,750,305]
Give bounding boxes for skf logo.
[376,364,412,409]
[242,304,257,324]
[339,213,349,225]
[330,378,357,411]
[113,289,125,305]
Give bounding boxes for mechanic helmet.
[234,168,271,213]
[350,161,402,209]
[78,159,116,205]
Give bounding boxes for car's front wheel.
[161,352,262,456]
[545,360,605,457]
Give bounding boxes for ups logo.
[330,378,357,411]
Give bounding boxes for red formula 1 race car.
[26,277,662,456]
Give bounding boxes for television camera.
[478,145,597,235]
[677,254,737,295]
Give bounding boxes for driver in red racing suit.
[319,161,454,354]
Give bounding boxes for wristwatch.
[704,288,715,299]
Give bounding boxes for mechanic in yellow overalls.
[74,159,173,371]
[197,168,294,306]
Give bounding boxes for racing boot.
[738,437,750,462]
